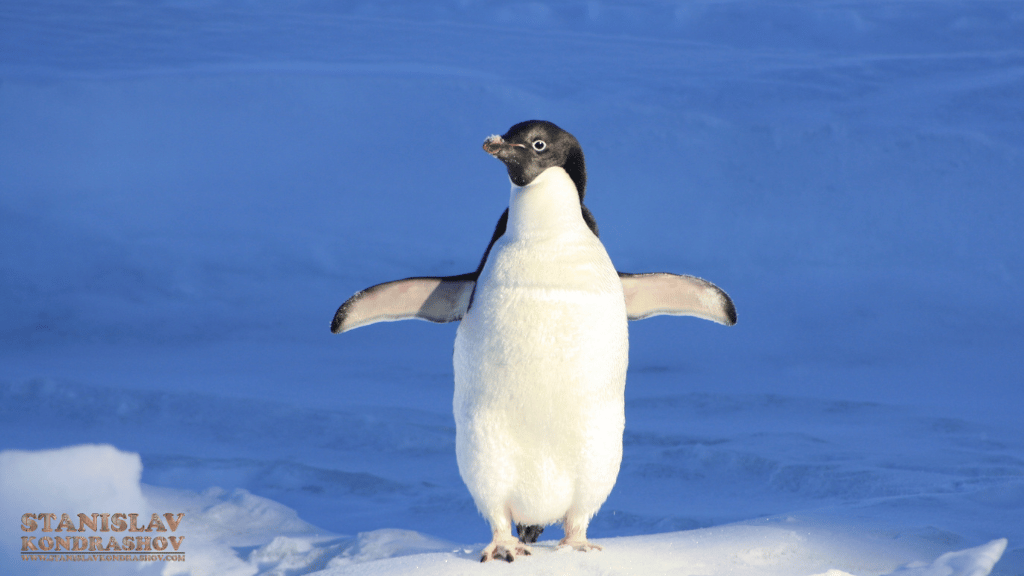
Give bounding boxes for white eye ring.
[532,140,546,151]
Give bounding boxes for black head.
[482,120,587,200]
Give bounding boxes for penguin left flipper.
[331,274,475,334]
[619,272,737,326]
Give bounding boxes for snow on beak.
[482,134,506,156]
[483,134,525,158]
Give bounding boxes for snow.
[0,446,149,537]
[1,0,1022,575]
[0,446,1011,576]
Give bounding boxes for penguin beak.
[483,135,523,159]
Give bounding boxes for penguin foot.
[480,541,531,563]
[557,538,603,552]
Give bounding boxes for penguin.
[331,120,736,562]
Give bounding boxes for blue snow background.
[1,0,1022,573]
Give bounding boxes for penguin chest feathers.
[458,164,630,365]
[453,166,628,524]
[467,167,627,352]
[484,166,623,295]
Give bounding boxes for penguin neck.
[505,167,588,240]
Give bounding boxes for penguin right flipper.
[619,272,737,326]
[331,274,475,334]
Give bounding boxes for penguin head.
[483,120,587,201]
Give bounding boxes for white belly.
[453,232,628,526]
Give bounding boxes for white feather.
[453,166,628,542]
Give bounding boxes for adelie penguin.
[331,120,736,562]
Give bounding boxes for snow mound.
[886,539,1008,576]
[0,444,151,575]
[0,444,147,514]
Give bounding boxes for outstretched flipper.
[619,272,737,326]
[331,274,476,334]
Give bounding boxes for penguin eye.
[532,140,546,152]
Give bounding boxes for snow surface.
[1,1,1022,575]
